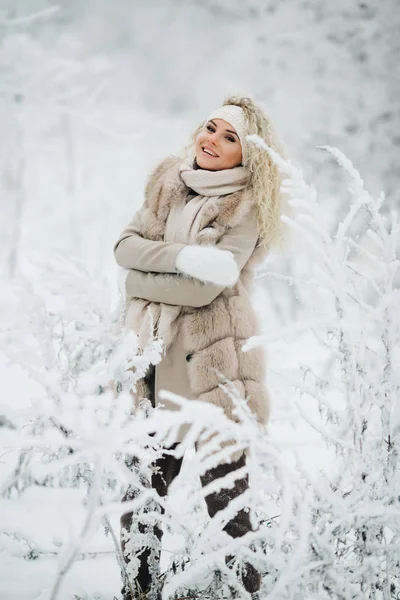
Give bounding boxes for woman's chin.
[195,154,219,171]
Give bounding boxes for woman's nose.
[207,132,219,147]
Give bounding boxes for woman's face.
[195,118,243,170]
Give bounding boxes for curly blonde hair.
[181,94,290,252]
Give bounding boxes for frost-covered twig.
[248,135,400,597]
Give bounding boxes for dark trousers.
[120,443,260,598]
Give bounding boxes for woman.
[113,95,288,599]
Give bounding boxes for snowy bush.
[0,142,399,600]
[248,136,400,598]
[0,253,303,599]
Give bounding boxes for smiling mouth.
[202,147,219,158]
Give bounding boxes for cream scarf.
[129,160,250,355]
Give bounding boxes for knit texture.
[205,104,249,163]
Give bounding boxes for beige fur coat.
[113,155,271,441]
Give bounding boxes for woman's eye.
[205,125,234,142]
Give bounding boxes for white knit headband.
[204,104,248,164]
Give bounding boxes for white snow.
[0,2,399,599]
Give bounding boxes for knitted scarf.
[129,160,250,354]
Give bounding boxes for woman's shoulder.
[144,154,185,207]
[147,154,181,182]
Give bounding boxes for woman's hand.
[175,244,239,286]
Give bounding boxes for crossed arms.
[113,208,259,308]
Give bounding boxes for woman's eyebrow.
[209,119,239,138]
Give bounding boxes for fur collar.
[141,155,256,246]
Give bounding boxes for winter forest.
[0,0,399,599]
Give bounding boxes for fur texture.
[129,155,271,429]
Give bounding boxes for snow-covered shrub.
[1,139,399,600]
[248,135,400,599]
[0,254,165,597]
[0,252,310,600]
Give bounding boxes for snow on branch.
[1,131,399,596]
[245,134,400,598]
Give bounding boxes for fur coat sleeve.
[124,206,259,307]
[113,208,186,273]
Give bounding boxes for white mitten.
[175,245,239,286]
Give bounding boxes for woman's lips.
[202,147,218,158]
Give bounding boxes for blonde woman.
[113,95,288,599]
